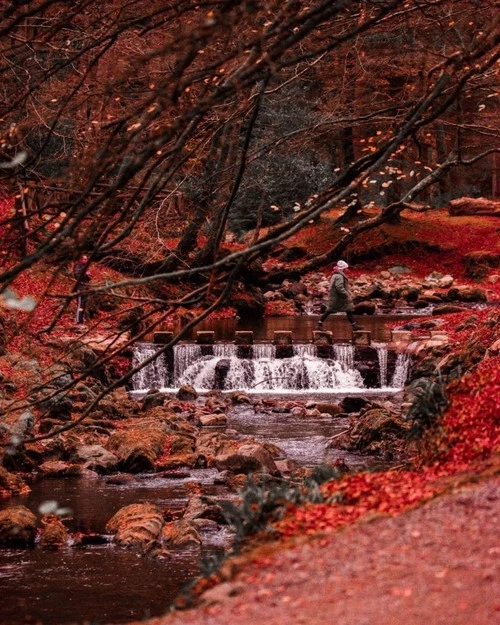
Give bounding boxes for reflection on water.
[0,390,401,624]
[0,473,229,625]
[0,546,198,625]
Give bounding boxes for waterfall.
[375,344,388,388]
[178,354,364,391]
[334,344,355,371]
[174,344,202,382]
[131,341,409,393]
[390,352,411,389]
[131,344,168,391]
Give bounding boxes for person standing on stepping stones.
[317,260,363,331]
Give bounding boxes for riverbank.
[149,470,499,625]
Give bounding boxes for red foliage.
[265,300,297,316]
[435,355,500,472]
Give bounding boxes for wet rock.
[205,395,229,412]
[274,459,299,476]
[332,408,410,457]
[228,391,252,404]
[214,359,230,390]
[183,494,225,523]
[141,390,165,411]
[419,293,443,304]
[197,413,228,427]
[214,452,261,475]
[0,466,30,498]
[38,461,82,478]
[156,452,198,471]
[170,432,196,455]
[72,444,119,474]
[161,519,201,547]
[401,286,421,303]
[314,402,343,417]
[339,396,371,413]
[196,432,238,459]
[39,515,69,550]
[176,384,198,401]
[191,518,220,533]
[437,275,454,288]
[237,443,280,475]
[106,502,164,551]
[106,418,171,472]
[0,505,37,547]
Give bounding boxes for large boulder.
[331,408,410,458]
[0,505,37,547]
[235,443,280,475]
[213,441,281,476]
[106,502,164,551]
[71,445,119,474]
[214,452,261,475]
[105,417,170,472]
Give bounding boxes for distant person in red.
[317,260,363,331]
[73,254,91,324]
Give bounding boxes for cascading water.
[375,343,388,388]
[390,352,411,388]
[131,344,169,391]
[131,341,409,393]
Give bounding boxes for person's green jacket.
[327,269,354,312]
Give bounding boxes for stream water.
[154,312,417,343]
[0,395,399,625]
[1,314,412,624]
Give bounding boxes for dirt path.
[138,475,499,625]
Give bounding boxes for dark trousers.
[320,309,356,325]
[75,295,87,324]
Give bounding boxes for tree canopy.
[0,0,498,422]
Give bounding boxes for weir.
[131,338,410,393]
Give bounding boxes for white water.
[131,342,409,393]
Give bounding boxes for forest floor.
[137,470,500,625]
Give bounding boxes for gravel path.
[140,475,499,625]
